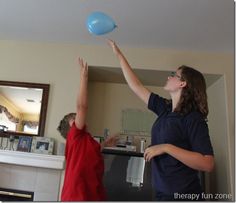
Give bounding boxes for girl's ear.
[180,81,187,88]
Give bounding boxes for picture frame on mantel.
[31,137,54,155]
[16,136,32,152]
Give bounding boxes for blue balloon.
[86,12,117,35]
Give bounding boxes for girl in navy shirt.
[108,40,214,201]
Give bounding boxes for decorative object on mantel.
[56,142,65,156]
[0,125,8,132]
[9,135,15,150]
[4,137,9,150]
[0,137,3,149]
[31,137,54,155]
[16,136,32,152]
[0,136,18,151]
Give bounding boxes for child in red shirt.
[57,58,117,201]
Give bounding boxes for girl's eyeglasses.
[170,71,183,80]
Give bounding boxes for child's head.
[57,113,76,139]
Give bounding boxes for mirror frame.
[0,80,50,137]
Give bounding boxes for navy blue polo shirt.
[148,93,214,194]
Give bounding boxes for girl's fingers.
[144,148,153,162]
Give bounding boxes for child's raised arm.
[75,57,88,129]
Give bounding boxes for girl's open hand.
[107,39,121,56]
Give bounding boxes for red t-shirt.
[61,123,106,201]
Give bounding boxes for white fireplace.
[0,149,65,201]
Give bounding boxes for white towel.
[126,157,145,187]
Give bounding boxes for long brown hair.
[174,65,208,119]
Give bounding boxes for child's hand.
[78,57,88,78]
[104,134,119,148]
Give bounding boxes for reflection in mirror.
[0,81,49,137]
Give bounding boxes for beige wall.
[87,82,169,136]
[207,76,231,200]
[0,40,234,199]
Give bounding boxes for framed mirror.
[0,80,50,137]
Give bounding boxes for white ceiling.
[0,0,234,53]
